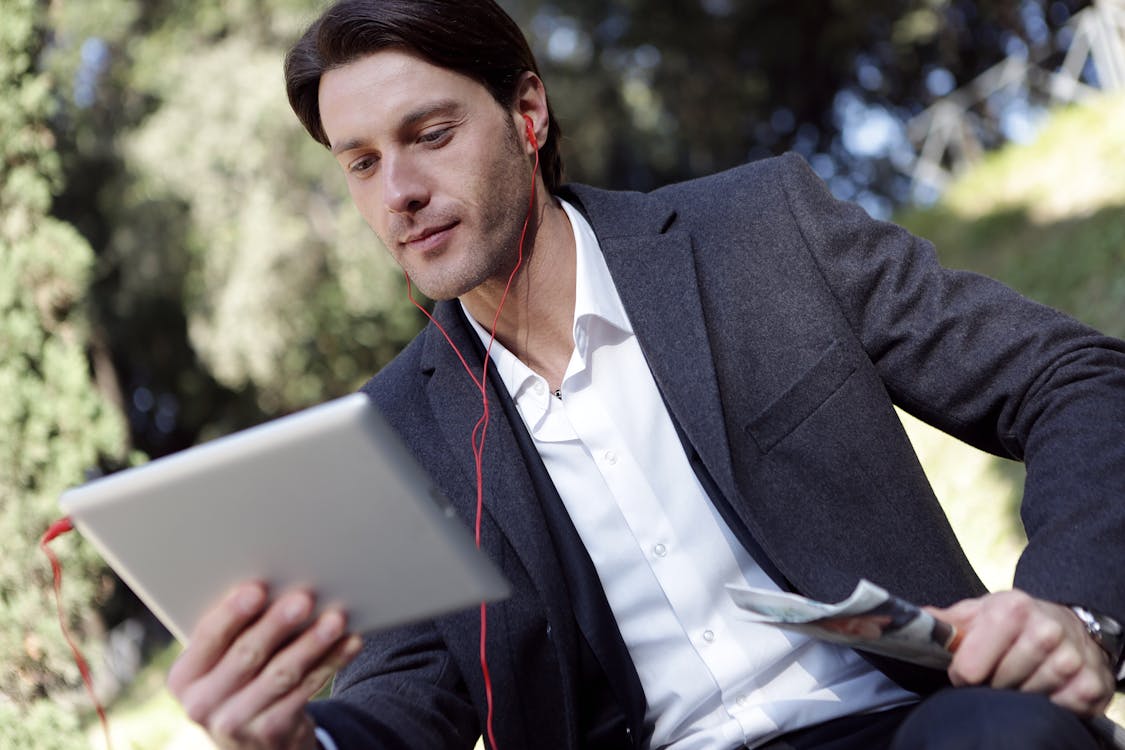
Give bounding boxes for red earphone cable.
[40,516,113,749]
[404,134,539,750]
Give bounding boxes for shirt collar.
[459,198,633,409]
[563,198,634,349]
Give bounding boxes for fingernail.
[284,594,312,623]
[317,611,344,641]
[238,586,265,614]
[343,634,363,658]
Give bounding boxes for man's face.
[319,49,533,301]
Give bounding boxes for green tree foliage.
[0,0,128,742]
[122,31,423,415]
[0,700,83,750]
[48,0,425,453]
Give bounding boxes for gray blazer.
[309,153,1125,750]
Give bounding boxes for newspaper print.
[726,579,960,670]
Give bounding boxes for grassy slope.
[899,94,1125,339]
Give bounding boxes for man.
[166,1,1125,748]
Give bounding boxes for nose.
[383,154,429,215]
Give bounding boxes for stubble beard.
[401,118,533,302]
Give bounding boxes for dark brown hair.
[284,0,564,192]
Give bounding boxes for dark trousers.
[757,688,1102,750]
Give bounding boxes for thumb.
[924,597,983,628]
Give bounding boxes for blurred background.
[2,0,1123,746]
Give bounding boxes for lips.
[402,220,458,253]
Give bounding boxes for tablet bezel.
[59,393,510,642]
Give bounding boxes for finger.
[208,611,355,733]
[244,699,319,750]
[209,610,360,736]
[924,598,982,628]
[1015,636,1083,694]
[168,582,267,696]
[241,635,364,747]
[947,593,1028,686]
[234,638,360,750]
[1044,622,1116,716]
[180,589,316,724]
[1049,664,1115,717]
[989,614,1066,689]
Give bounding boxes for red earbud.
[523,114,537,149]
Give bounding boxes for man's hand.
[927,590,1115,716]
[167,582,364,750]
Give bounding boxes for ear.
[512,71,549,154]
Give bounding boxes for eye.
[347,155,379,175]
[417,127,452,146]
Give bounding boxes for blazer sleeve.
[307,619,479,749]
[774,152,1125,623]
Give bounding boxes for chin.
[423,290,463,303]
[408,276,473,302]
[408,254,507,302]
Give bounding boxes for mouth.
[402,220,459,253]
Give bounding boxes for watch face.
[1072,607,1124,663]
[1091,612,1125,671]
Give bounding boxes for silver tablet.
[59,393,510,642]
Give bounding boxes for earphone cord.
[404,139,540,750]
[40,516,114,749]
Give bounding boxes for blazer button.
[545,623,552,639]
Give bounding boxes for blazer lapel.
[560,185,741,508]
[418,301,587,745]
[559,185,792,591]
[420,302,574,615]
[422,300,652,744]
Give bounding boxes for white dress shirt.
[461,199,917,749]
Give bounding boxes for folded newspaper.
[726,579,1125,749]
[726,578,958,670]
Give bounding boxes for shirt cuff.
[314,725,340,750]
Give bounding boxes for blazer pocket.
[745,339,859,452]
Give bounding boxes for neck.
[460,193,576,388]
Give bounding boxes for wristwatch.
[1070,606,1125,682]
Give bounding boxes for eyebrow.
[401,99,461,130]
[330,99,463,155]
[331,137,367,156]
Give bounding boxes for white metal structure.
[908,0,1125,193]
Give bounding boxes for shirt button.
[604,450,618,465]
[653,543,667,558]
[534,381,545,395]
[737,695,749,707]
[702,629,715,643]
